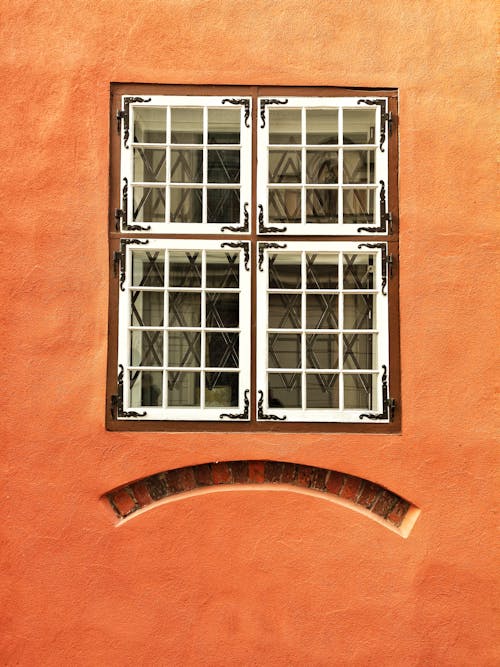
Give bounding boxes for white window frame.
[257,97,388,236]
[117,239,251,421]
[256,241,389,422]
[120,96,252,234]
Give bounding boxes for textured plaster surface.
[0,1,498,664]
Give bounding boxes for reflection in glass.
[133,148,166,182]
[208,108,240,144]
[306,294,338,329]
[206,251,239,288]
[343,254,374,289]
[268,373,301,408]
[206,292,239,328]
[133,108,166,143]
[306,253,339,289]
[343,109,376,144]
[343,334,375,370]
[171,150,203,183]
[207,188,240,224]
[131,330,163,366]
[306,189,338,224]
[306,109,338,145]
[268,108,301,144]
[306,151,338,183]
[168,371,200,406]
[171,108,203,143]
[343,188,375,225]
[170,188,202,223]
[306,374,339,408]
[131,291,164,327]
[268,188,301,225]
[207,150,240,183]
[206,332,239,368]
[205,372,239,407]
[344,294,374,329]
[306,334,338,369]
[268,334,301,369]
[130,370,163,407]
[168,331,201,367]
[344,373,373,409]
[269,150,301,183]
[268,293,301,329]
[132,250,165,286]
[133,186,165,223]
[343,150,375,184]
[169,251,201,287]
[168,293,201,327]
[268,252,301,289]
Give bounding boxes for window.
[108,85,399,432]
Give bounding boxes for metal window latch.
[116,109,125,133]
[385,397,396,419]
[385,110,393,135]
[386,253,393,277]
[113,248,123,277]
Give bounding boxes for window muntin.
[120,96,252,234]
[256,242,388,421]
[257,98,388,235]
[118,240,251,420]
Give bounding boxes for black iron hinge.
[113,239,149,291]
[220,389,250,420]
[359,366,396,421]
[357,243,392,295]
[357,180,392,234]
[116,96,152,148]
[257,390,286,421]
[111,365,147,419]
[356,98,393,152]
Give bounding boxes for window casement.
[108,85,400,432]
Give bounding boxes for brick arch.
[104,461,419,537]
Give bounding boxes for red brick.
[280,462,296,484]
[194,464,213,487]
[230,461,248,484]
[111,488,136,517]
[340,475,362,501]
[146,474,168,500]
[325,471,344,495]
[356,481,382,509]
[309,467,328,491]
[265,461,283,483]
[386,499,410,527]
[211,462,232,484]
[130,480,152,507]
[371,490,398,518]
[248,461,265,483]
[176,467,196,492]
[295,465,314,487]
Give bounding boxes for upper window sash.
[257,97,390,235]
[118,96,252,234]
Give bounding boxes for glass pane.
[168,293,201,327]
[268,293,301,329]
[306,189,338,224]
[168,331,201,367]
[208,108,240,144]
[306,253,339,289]
[133,108,166,143]
[207,189,240,224]
[132,250,165,286]
[171,150,203,183]
[344,294,374,329]
[170,188,202,224]
[130,370,163,407]
[344,373,373,409]
[205,372,239,407]
[268,108,301,144]
[171,108,203,143]
[168,371,200,406]
[207,150,240,183]
[269,188,301,225]
[206,292,239,327]
[306,294,338,329]
[343,189,375,225]
[133,186,165,223]
[268,252,301,289]
[306,109,338,145]
[343,334,375,370]
[306,151,338,183]
[343,109,376,144]
[131,330,163,366]
[131,291,164,327]
[133,148,166,182]
[343,150,375,184]
[268,373,301,408]
[169,251,201,287]
[269,150,301,183]
[268,333,301,369]
[306,374,339,408]
[343,254,374,289]
[206,251,239,288]
[306,334,338,369]
[206,332,239,368]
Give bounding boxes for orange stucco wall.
[1,1,498,664]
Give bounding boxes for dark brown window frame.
[106,83,400,433]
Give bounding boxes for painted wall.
[1,1,497,664]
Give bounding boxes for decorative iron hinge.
[356,98,392,152]
[260,98,288,128]
[258,242,287,271]
[221,202,249,233]
[222,98,251,128]
[220,241,250,271]
[220,389,250,420]
[111,364,147,419]
[359,365,395,421]
[114,238,149,291]
[258,204,287,234]
[257,390,286,421]
[357,243,392,295]
[116,177,151,231]
[357,180,392,234]
[117,96,152,149]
